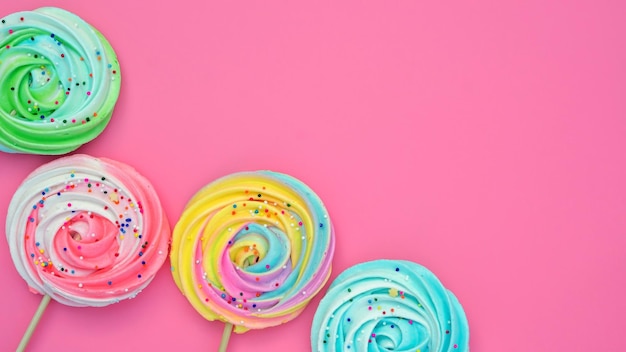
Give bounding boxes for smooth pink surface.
[1,1,625,351]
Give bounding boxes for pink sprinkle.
[298,221,303,226]
[371,333,376,337]
[454,344,458,349]
[8,29,13,34]
[86,91,91,96]
[265,265,270,269]
[67,203,72,207]
[77,246,82,250]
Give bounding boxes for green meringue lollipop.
[0,7,121,154]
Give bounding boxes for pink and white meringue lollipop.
[5,154,170,350]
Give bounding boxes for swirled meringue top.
[171,171,335,333]
[312,260,469,352]
[0,7,121,154]
[6,154,170,307]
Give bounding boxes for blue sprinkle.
[125,218,131,222]
[57,192,61,196]
[137,274,142,279]
[50,33,55,38]
[252,304,257,308]
[71,270,75,274]
[30,253,34,258]
[319,223,324,228]
[232,204,237,208]
[120,228,126,234]
[32,205,37,209]
[35,242,40,246]
[107,281,112,285]
[221,293,226,299]
[63,247,67,251]
[254,209,259,214]
[395,268,399,272]
[141,261,146,265]
[138,251,143,257]
[29,218,34,223]
[231,297,236,302]
[391,325,395,328]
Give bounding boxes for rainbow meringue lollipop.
[170,171,335,351]
[0,7,121,154]
[6,154,170,350]
[312,260,469,352]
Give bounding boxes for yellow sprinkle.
[377,306,381,310]
[34,261,39,265]
[39,249,44,254]
[389,288,398,297]
[134,233,139,238]
[120,235,125,240]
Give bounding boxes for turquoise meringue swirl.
[312,260,469,352]
[0,7,121,154]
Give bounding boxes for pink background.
[1,1,625,351]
